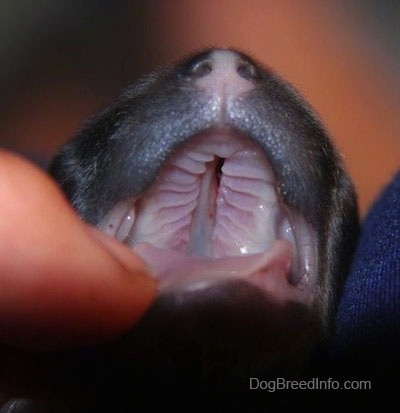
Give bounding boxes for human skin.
[0,150,157,351]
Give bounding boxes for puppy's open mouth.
[99,129,317,304]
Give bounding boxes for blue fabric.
[332,170,400,376]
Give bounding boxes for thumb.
[0,150,157,351]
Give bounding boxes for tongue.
[133,240,293,299]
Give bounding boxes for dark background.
[1,0,399,216]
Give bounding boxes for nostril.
[190,60,212,78]
[180,54,213,79]
[237,60,261,82]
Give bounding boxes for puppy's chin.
[0,280,320,412]
[96,279,321,395]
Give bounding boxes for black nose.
[179,49,261,82]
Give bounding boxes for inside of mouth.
[98,129,316,294]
